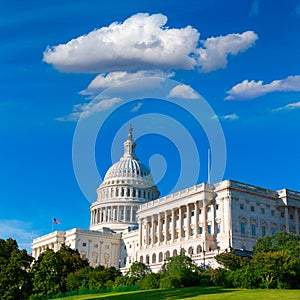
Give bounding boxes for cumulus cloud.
[225,75,300,100]
[273,100,300,112]
[0,219,38,252]
[57,97,121,121]
[168,84,199,99]
[212,113,239,121]
[43,13,257,74]
[197,31,258,72]
[81,70,174,96]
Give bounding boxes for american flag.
[53,218,61,225]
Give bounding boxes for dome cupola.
[90,125,160,233]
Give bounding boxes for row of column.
[139,201,215,248]
[91,205,137,225]
[98,186,157,201]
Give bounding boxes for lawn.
[55,286,300,300]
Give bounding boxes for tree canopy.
[0,238,33,300]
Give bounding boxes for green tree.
[32,245,88,296]
[215,252,250,271]
[251,250,300,289]
[0,238,33,300]
[126,261,150,280]
[254,232,300,256]
[162,249,202,287]
[137,272,161,290]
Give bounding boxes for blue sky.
[1,0,300,252]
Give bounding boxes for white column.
[186,204,190,240]
[139,219,143,248]
[117,206,120,222]
[146,219,150,246]
[112,206,116,222]
[158,213,162,244]
[130,206,133,223]
[171,209,176,242]
[194,202,199,237]
[151,215,155,246]
[179,207,182,240]
[123,206,126,222]
[96,209,99,224]
[295,207,299,235]
[202,202,207,234]
[164,211,168,244]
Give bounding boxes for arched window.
[197,245,202,253]
[140,256,143,263]
[173,249,178,256]
[188,246,193,256]
[166,250,170,259]
[152,253,156,263]
[159,252,163,262]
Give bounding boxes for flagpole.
[52,216,54,232]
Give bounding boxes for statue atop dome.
[123,124,137,160]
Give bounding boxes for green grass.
[54,286,300,300]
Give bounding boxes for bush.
[137,273,160,290]
[159,276,181,288]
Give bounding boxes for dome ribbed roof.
[104,158,152,181]
[101,125,156,187]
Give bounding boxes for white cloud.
[81,70,174,96]
[226,75,300,100]
[168,84,199,99]
[131,102,143,112]
[44,13,199,73]
[273,100,300,112]
[43,13,257,74]
[0,219,38,252]
[212,113,239,121]
[197,31,258,72]
[57,97,121,121]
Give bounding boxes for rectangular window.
[208,225,211,234]
[251,206,255,212]
[271,228,276,236]
[261,208,265,214]
[281,212,284,218]
[240,204,244,210]
[82,242,86,247]
[290,215,294,220]
[251,224,256,236]
[271,210,275,216]
[261,226,266,237]
[207,206,211,212]
[217,223,220,233]
[216,204,219,210]
[240,222,245,235]
[199,227,203,234]
[191,211,195,217]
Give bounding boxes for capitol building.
[32,127,300,272]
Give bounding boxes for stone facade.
[32,127,300,273]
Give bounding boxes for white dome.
[104,158,155,186]
[90,125,160,233]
